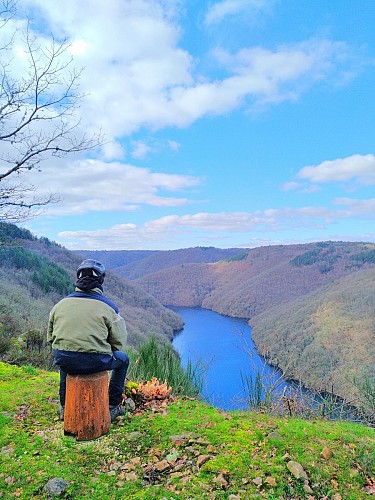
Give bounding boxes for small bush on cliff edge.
[127,335,204,398]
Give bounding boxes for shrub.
[127,335,204,398]
[354,371,375,420]
[23,329,44,352]
[124,380,142,403]
[0,335,11,354]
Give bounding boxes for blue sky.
[11,0,375,250]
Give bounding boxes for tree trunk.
[64,371,111,441]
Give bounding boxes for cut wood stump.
[64,371,111,441]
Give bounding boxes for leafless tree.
[0,1,102,222]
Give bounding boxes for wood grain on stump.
[64,371,111,441]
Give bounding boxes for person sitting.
[47,259,129,422]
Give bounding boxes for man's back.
[48,292,127,354]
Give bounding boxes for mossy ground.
[0,362,374,499]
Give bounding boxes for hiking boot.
[109,404,125,422]
[59,405,65,421]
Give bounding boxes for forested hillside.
[0,223,182,367]
[251,266,375,411]
[133,242,375,316]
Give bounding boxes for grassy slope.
[1,362,374,499]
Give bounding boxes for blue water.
[171,306,292,410]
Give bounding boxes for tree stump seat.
[64,371,111,441]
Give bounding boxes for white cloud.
[298,154,375,186]
[20,0,193,136]
[6,1,361,142]
[131,141,152,159]
[23,158,201,215]
[167,140,181,152]
[333,197,375,217]
[282,181,300,191]
[144,212,266,231]
[283,154,375,194]
[212,39,353,108]
[57,200,375,249]
[300,185,321,194]
[101,141,126,161]
[205,0,273,26]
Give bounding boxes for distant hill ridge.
[73,249,157,270]
[124,241,375,315]
[74,247,246,280]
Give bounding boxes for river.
[171,306,293,411]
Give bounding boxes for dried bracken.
[138,377,172,401]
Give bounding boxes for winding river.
[171,306,293,410]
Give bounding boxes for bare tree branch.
[0,180,59,222]
[0,2,104,222]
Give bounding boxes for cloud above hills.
[283,154,375,192]
[23,159,201,215]
[59,198,375,250]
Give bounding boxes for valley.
[78,241,375,410]
[1,222,374,416]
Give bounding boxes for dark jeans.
[54,350,129,407]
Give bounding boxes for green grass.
[0,362,374,499]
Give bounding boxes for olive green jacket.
[47,288,127,355]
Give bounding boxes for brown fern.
[138,377,172,401]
